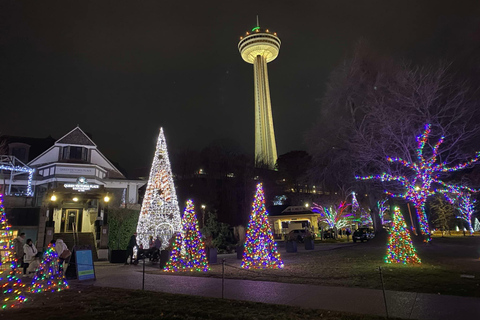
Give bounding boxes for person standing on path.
[126,232,137,265]
[13,232,26,268]
[23,238,38,275]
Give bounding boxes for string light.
[137,128,182,249]
[377,198,390,225]
[241,183,284,269]
[0,194,27,309]
[356,124,480,242]
[312,201,353,229]
[474,218,480,232]
[164,200,209,272]
[385,207,421,264]
[438,184,477,235]
[29,243,69,293]
[0,164,34,196]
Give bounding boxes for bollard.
[142,258,146,291]
[222,258,226,299]
[378,266,389,318]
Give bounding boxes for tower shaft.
[253,55,277,168]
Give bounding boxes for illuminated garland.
[0,194,27,309]
[0,163,34,197]
[241,183,284,269]
[30,244,69,293]
[385,207,421,264]
[377,199,390,225]
[356,124,480,242]
[137,128,182,249]
[312,201,353,229]
[164,200,209,272]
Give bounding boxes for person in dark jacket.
[125,233,137,265]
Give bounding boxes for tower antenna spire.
[256,15,259,28]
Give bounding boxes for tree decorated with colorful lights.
[137,128,182,249]
[0,194,27,309]
[385,207,421,264]
[241,183,283,269]
[440,185,477,235]
[312,201,353,229]
[357,124,480,241]
[164,200,209,272]
[30,243,69,293]
[351,192,360,214]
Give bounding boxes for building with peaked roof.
[1,126,146,256]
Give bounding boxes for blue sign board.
[76,250,95,281]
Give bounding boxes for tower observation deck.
[238,23,281,169]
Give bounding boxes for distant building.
[268,205,320,239]
[1,126,145,255]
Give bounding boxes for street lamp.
[201,204,206,227]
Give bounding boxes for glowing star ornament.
[356,124,480,242]
[164,200,209,272]
[241,183,284,269]
[312,201,353,229]
[137,128,182,249]
[385,207,421,265]
[30,244,69,293]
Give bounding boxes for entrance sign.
[64,177,100,192]
[75,249,96,281]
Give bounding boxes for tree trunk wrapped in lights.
[0,194,27,309]
[137,128,182,249]
[385,207,421,265]
[164,200,209,272]
[29,244,69,293]
[241,183,284,269]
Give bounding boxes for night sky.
[1,1,480,174]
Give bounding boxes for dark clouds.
[1,0,479,173]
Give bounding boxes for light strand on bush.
[385,207,421,265]
[356,124,480,242]
[164,200,209,272]
[30,243,69,293]
[241,183,284,269]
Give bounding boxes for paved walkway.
[91,262,480,320]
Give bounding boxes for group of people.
[125,233,162,265]
[13,232,70,277]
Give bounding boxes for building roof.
[56,127,96,146]
[268,205,317,217]
[0,135,56,162]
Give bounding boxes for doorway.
[61,209,82,232]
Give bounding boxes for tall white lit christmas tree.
[137,128,182,249]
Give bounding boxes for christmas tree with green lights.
[241,183,283,269]
[30,243,69,293]
[385,207,421,264]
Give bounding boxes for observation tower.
[238,19,281,169]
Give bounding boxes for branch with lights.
[312,201,353,229]
[241,183,284,269]
[356,124,480,241]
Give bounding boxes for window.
[62,147,88,161]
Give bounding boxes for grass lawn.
[150,235,480,297]
[2,285,391,320]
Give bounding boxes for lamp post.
[201,204,206,228]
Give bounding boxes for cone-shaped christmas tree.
[30,244,69,293]
[0,194,27,309]
[385,207,421,264]
[474,218,480,232]
[137,128,182,249]
[164,200,209,272]
[242,183,284,269]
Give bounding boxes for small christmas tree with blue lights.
[385,207,421,264]
[164,200,209,272]
[241,183,283,269]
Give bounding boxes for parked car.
[353,228,375,242]
[288,230,307,243]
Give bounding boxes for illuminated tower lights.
[238,19,280,169]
